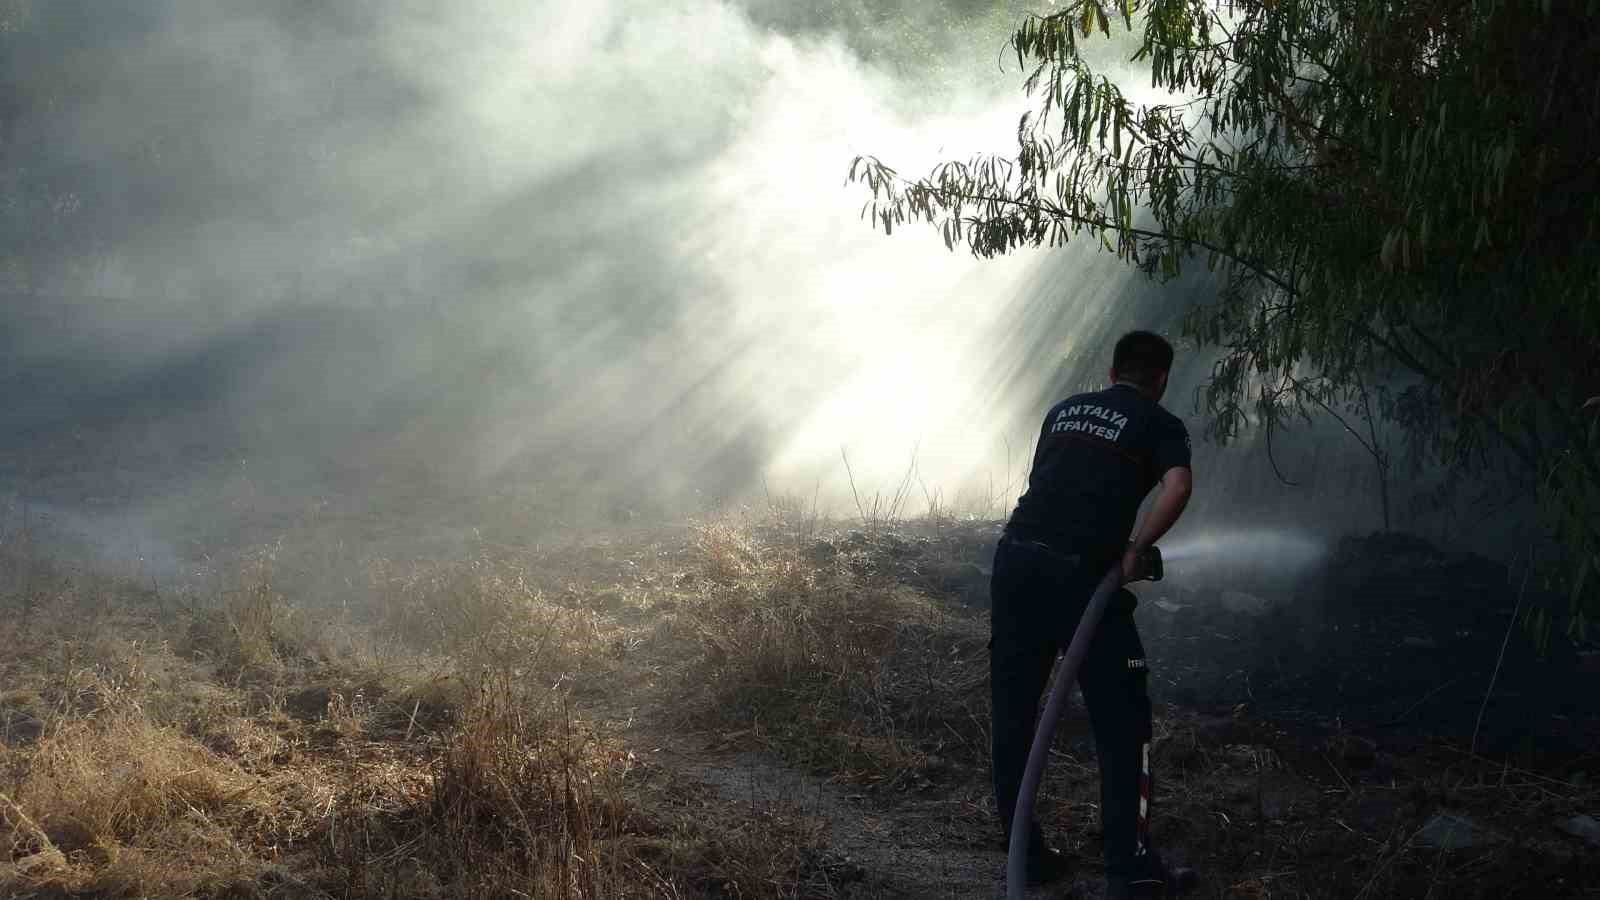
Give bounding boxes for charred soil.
[1,506,1595,898]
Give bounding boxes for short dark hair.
[1112,330,1175,387]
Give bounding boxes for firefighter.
[991,330,1193,897]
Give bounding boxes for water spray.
[1006,545,1162,899]
[1156,528,1326,570]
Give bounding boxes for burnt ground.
[4,499,1598,898]
[771,522,1600,897]
[1138,532,1598,757]
[860,522,1598,754]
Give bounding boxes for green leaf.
[847,0,1600,637]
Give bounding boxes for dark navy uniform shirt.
[1004,383,1191,563]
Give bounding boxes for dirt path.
[556,528,1113,898]
[593,696,1102,899]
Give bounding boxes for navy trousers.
[989,536,1154,877]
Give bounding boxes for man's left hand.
[1120,545,1148,584]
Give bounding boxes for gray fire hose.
[1005,546,1162,898]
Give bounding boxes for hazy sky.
[4,3,1080,505]
[4,2,1424,546]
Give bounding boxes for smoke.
[1,498,183,585]
[5,0,1480,569]
[4,1,1120,519]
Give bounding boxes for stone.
[1558,814,1600,847]
[1415,812,1496,850]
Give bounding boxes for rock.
[1220,590,1271,615]
[1415,812,1497,850]
[1558,814,1600,847]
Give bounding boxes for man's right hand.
[1122,467,1192,583]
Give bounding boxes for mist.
[1,0,1488,568]
[7,5,1032,514]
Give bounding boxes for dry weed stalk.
[839,447,918,531]
[684,517,990,786]
[369,553,604,682]
[364,673,623,898]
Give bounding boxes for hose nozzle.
[1130,544,1164,583]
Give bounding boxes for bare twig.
[404,700,421,742]
[1471,550,1535,755]
[840,448,868,525]
[1353,822,1428,900]
[1321,752,1354,794]
[0,791,55,853]
[1386,676,1465,725]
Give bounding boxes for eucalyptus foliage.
[849,0,1600,632]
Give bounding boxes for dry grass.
[679,517,991,787]
[309,672,638,899]
[2,707,263,896]
[176,544,322,685]
[0,519,845,899]
[368,553,609,686]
